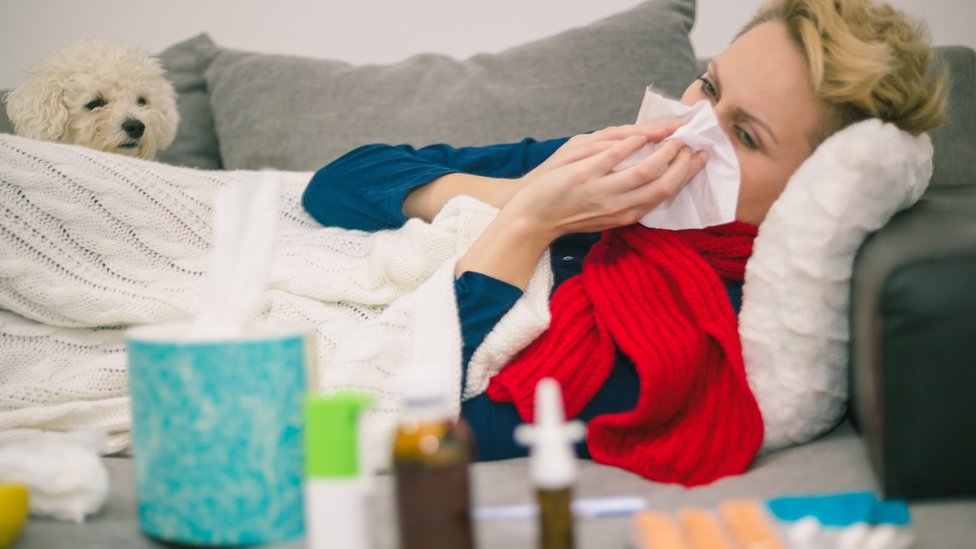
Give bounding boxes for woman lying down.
[0,0,947,485]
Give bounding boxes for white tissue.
[192,171,280,338]
[614,87,741,230]
[0,430,109,522]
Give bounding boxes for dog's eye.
[137,97,147,106]
[85,98,107,110]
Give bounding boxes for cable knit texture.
[0,133,553,465]
[487,223,763,485]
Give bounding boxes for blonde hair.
[739,0,948,143]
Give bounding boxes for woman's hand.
[488,124,683,210]
[526,123,681,181]
[505,132,707,241]
[456,130,707,289]
[404,124,681,222]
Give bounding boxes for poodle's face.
[4,38,179,160]
[60,71,179,160]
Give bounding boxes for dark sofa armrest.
[850,185,976,499]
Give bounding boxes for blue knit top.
[302,138,743,461]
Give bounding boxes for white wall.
[692,0,974,57]
[1,0,973,90]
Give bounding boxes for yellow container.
[0,483,29,548]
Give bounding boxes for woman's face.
[680,21,823,226]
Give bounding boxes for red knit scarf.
[486,222,764,485]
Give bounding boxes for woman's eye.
[85,98,107,110]
[697,76,717,99]
[137,97,147,106]
[736,127,758,150]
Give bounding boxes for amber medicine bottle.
[393,366,475,549]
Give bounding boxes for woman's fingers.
[565,124,679,152]
[578,135,655,177]
[589,137,685,192]
[531,124,680,177]
[589,146,707,225]
[586,123,680,144]
[552,139,617,166]
[623,148,708,216]
[643,144,698,195]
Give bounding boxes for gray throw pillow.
[0,93,12,135]
[155,33,223,169]
[929,46,976,188]
[205,0,699,170]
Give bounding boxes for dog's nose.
[122,118,145,139]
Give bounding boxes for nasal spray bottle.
[304,392,373,549]
[515,378,586,549]
[393,364,475,549]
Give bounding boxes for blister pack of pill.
[632,491,913,549]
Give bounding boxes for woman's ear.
[4,69,69,141]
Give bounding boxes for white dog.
[4,37,179,160]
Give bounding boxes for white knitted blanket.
[0,133,553,461]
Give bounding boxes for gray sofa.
[3,1,975,547]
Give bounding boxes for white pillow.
[739,119,933,451]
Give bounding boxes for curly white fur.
[3,37,178,160]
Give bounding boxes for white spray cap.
[514,378,586,490]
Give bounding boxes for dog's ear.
[4,71,70,141]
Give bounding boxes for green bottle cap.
[304,392,372,478]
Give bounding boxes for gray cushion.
[0,90,13,134]
[929,46,976,187]
[155,33,223,169]
[204,0,699,171]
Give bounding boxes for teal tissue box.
[126,323,312,546]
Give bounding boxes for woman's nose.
[711,105,736,141]
[712,100,733,125]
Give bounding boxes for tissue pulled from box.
[192,172,280,338]
[614,87,741,230]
